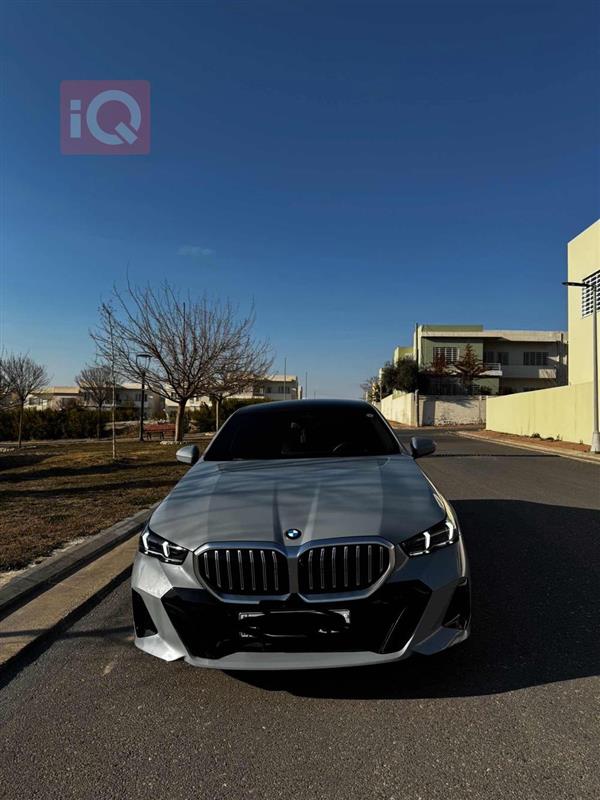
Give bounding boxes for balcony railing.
[444,362,502,373]
[479,362,503,375]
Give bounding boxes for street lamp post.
[136,353,151,442]
[563,281,599,453]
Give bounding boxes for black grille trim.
[298,543,391,595]
[197,546,289,596]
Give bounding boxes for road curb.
[454,431,600,464]
[0,503,158,619]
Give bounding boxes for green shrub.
[188,397,271,432]
[0,406,139,441]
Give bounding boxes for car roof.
[233,399,375,415]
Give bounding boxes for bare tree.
[2,354,49,446]
[76,363,112,439]
[208,333,273,430]
[360,376,381,403]
[0,355,13,407]
[92,282,270,442]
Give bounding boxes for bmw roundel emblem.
[285,528,302,540]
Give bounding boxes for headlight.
[138,527,188,564]
[401,518,458,557]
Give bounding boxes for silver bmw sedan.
[132,399,470,670]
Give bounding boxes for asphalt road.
[1,431,599,800]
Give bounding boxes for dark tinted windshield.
[204,405,401,461]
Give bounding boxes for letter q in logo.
[60,80,150,155]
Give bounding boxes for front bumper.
[131,539,470,670]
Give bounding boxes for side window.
[523,352,548,366]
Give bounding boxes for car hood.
[149,455,446,551]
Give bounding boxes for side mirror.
[176,444,200,465]
[410,436,436,459]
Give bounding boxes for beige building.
[27,383,164,418]
[108,383,164,418]
[486,219,599,446]
[26,386,81,410]
[566,222,600,385]
[164,374,300,414]
[239,374,300,401]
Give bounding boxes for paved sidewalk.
[455,430,599,464]
[0,536,136,671]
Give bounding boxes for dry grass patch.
[0,440,204,571]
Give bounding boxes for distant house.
[27,383,164,418]
[108,383,164,418]
[392,325,567,395]
[239,374,300,401]
[26,386,81,410]
[164,374,300,415]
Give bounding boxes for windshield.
[204,406,401,461]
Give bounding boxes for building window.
[581,270,600,317]
[523,352,548,366]
[484,351,509,365]
[433,346,459,364]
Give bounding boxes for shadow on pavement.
[233,499,600,698]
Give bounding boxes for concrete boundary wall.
[420,395,486,426]
[486,382,593,445]
[380,391,415,425]
[380,393,486,426]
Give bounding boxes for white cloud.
[177,245,215,258]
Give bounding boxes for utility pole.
[103,305,117,461]
[593,285,599,452]
[414,321,420,428]
[305,371,308,400]
[283,358,287,401]
[136,353,151,442]
[563,280,600,453]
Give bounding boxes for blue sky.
[1,0,598,398]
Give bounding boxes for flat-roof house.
[27,383,164,418]
[240,374,300,401]
[26,386,81,410]
[164,374,300,414]
[393,325,567,395]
